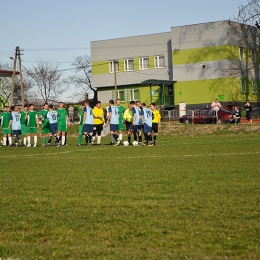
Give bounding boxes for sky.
[0,0,249,101]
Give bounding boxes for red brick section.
[240,118,260,124]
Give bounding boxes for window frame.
[251,49,256,63]
[240,77,249,94]
[124,58,134,71]
[109,60,119,74]
[239,47,245,61]
[154,55,165,68]
[139,57,149,70]
[116,89,140,102]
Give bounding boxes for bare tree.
[220,1,260,101]
[67,55,97,104]
[25,61,66,103]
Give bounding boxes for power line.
[25,47,90,51]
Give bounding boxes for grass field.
[0,124,260,259]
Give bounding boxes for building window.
[241,77,249,93]
[116,89,140,102]
[155,55,165,68]
[139,57,149,70]
[251,49,256,63]
[117,90,125,101]
[252,79,260,94]
[131,89,140,100]
[124,59,134,71]
[109,60,119,73]
[239,47,244,61]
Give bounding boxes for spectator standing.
[68,104,74,124]
[211,98,222,123]
[244,101,252,124]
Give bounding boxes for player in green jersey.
[20,104,28,146]
[116,99,125,143]
[56,102,70,146]
[0,106,12,146]
[77,105,85,146]
[26,104,38,147]
[39,103,50,146]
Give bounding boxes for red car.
[179,108,233,124]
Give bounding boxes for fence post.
[192,111,194,124]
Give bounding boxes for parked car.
[251,108,260,119]
[179,108,233,124]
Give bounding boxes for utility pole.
[10,47,18,106]
[113,60,118,100]
[10,46,24,106]
[18,47,25,106]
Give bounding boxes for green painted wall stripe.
[174,78,258,104]
[172,45,239,65]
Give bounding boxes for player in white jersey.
[45,104,58,146]
[8,106,21,147]
[130,100,143,145]
[141,103,153,146]
[83,100,94,146]
[106,99,120,146]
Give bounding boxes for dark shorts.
[83,124,93,133]
[12,130,21,135]
[143,123,152,134]
[130,124,142,132]
[152,123,159,133]
[110,124,118,132]
[49,123,57,135]
[246,112,251,120]
[125,121,132,131]
[93,124,103,135]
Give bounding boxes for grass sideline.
[0,125,260,259]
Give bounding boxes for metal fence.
[160,109,217,120]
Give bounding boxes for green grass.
[0,125,260,259]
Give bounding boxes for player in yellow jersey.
[123,101,134,144]
[150,103,161,145]
[92,101,105,145]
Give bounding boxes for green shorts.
[2,127,12,135]
[118,121,125,131]
[57,124,67,132]
[78,125,83,135]
[27,127,38,134]
[21,124,27,136]
[42,122,50,134]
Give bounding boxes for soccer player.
[9,106,21,147]
[123,101,134,144]
[0,106,12,146]
[130,100,143,145]
[83,100,94,146]
[141,103,153,146]
[77,105,85,146]
[116,98,125,143]
[56,102,70,146]
[92,101,104,145]
[150,103,161,145]
[45,104,58,146]
[27,103,38,147]
[106,99,120,146]
[39,103,50,146]
[20,104,28,146]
